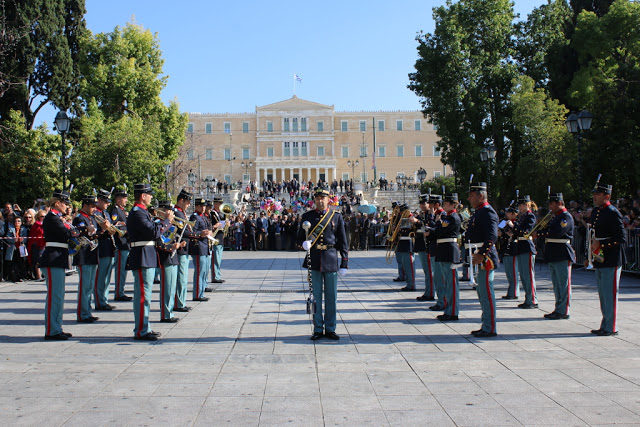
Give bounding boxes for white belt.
[546,238,570,244]
[46,242,68,249]
[130,241,155,248]
[399,236,412,241]
[437,238,457,244]
[465,242,482,249]
[595,237,609,241]
[417,228,425,233]
[517,237,532,241]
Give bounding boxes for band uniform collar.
[134,203,147,210]
[478,202,489,209]
[600,201,611,210]
[51,208,61,216]
[557,207,567,216]
[79,210,91,218]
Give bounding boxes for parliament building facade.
[179,96,447,191]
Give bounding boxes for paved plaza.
[1,250,640,426]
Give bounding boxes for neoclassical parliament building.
[179,96,447,190]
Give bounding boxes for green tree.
[568,0,640,197]
[420,175,456,196]
[0,0,87,130]
[409,0,519,205]
[0,110,61,205]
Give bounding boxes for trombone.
[524,211,553,238]
[154,209,196,229]
[94,214,125,237]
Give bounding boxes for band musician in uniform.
[467,182,499,338]
[72,195,100,324]
[189,198,212,302]
[110,189,132,302]
[155,200,183,323]
[210,195,226,284]
[512,195,538,309]
[589,180,626,336]
[413,194,436,302]
[173,189,193,312]
[95,189,117,311]
[298,186,349,341]
[499,202,519,300]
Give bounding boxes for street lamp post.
[347,159,359,185]
[188,170,197,193]
[566,110,593,205]
[479,144,497,199]
[360,132,367,186]
[241,160,253,190]
[396,174,414,204]
[54,111,71,190]
[417,167,427,185]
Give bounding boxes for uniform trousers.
[159,264,177,320]
[595,266,621,333]
[439,262,459,316]
[211,244,223,281]
[476,267,497,334]
[548,260,572,316]
[44,267,66,336]
[77,264,97,321]
[416,252,435,298]
[192,255,209,299]
[174,254,190,309]
[114,250,129,298]
[516,252,537,305]
[396,252,415,289]
[395,252,405,280]
[502,255,519,297]
[311,270,338,334]
[95,256,114,308]
[133,267,155,338]
[432,261,446,306]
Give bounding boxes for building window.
[242,148,249,159]
[397,146,404,157]
[414,120,421,131]
[283,142,290,156]
[187,123,194,133]
[267,121,273,132]
[284,118,290,132]
[359,121,366,132]
[396,120,403,131]
[341,121,348,132]
[242,122,249,133]
[378,120,385,131]
[205,123,212,134]
[292,141,299,156]
[415,145,423,157]
[360,145,367,157]
[186,149,194,160]
[243,173,250,181]
[301,141,308,156]
[224,174,231,184]
[378,146,386,157]
[317,146,325,156]
[341,146,349,158]
[433,145,441,156]
[205,148,212,160]
[301,118,307,132]
[293,118,299,132]
[379,172,386,180]
[434,171,442,178]
[317,121,324,132]
[224,148,231,160]
[342,172,349,181]
[224,122,231,134]
[267,147,274,157]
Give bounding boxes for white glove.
[302,240,312,251]
[338,268,348,277]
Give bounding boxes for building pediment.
[257,95,334,112]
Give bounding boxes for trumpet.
[524,211,553,238]
[94,214,125,237]
[585,225,604,269]
[153,210,196,229]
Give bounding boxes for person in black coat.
[73,195,100,323]
[512,195,539,309]
[244,213,257,251]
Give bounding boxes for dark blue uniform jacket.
[298,209,348,272]
[40,209,72,269]
[126,203,162,270]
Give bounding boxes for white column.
[324,168,329,182]
[332,167,337,181]
[307,167,312,183]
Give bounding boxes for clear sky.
[39,0,548,126]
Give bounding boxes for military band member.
[173,189,193,312]
[395,204,416,291]
[535,193,575,319]
[95,189,116,311]
[414,194,436,302]
[390,201,405,282]
[210,195,226,284]
[203,200,215,291]
[155,201,182,323]
[299,186,349,340]
[126,183,171,340]
[40,190,74,340]
[427,195,445,310]
[512,195,538,309]
[467,182,499,337]
[73,195,100,323]
[500,202,519,300]
[589,181,626,336]
[110,188,132,302]
[189,198,211,301]
[430,193,462,321]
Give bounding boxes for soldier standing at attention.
[414,194,436,302]
[430,192,461,321]
[395,204,416,292]
[126,183,172,341]
[499,202,519,300]
[110,189,132,302]
[426,194,445,310]
[189,198,211,302]
[40,190,73,340]
[298,186,349,340]
[589,180,626,336]
[73,195,100,324]
[512,195,538,309]
[210,195,226,284]
[94,189,116,311]
[155,200,182,323]
[534,192,575,319]
[173,189,193,313]
[466,182,499,338]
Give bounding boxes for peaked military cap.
[517,195,531,204]
[429,194,442,204]
[52,189,71,204]
[592,183,612,195]
[113,188,128,198]
[194,197,207,206]
[133,183,154,195]
[213,195,223,203]
[177,189,193,201]
[548,192,564,202]
[443,192,459,203]
[157,200,174,210]
[470,182,487,192]
[419,194,429,204]
[81,194,98,205]
[97,189,111,203]
[314,186,330,197]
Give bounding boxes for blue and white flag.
[294,73,302,82]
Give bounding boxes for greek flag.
[294,73,302,82]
